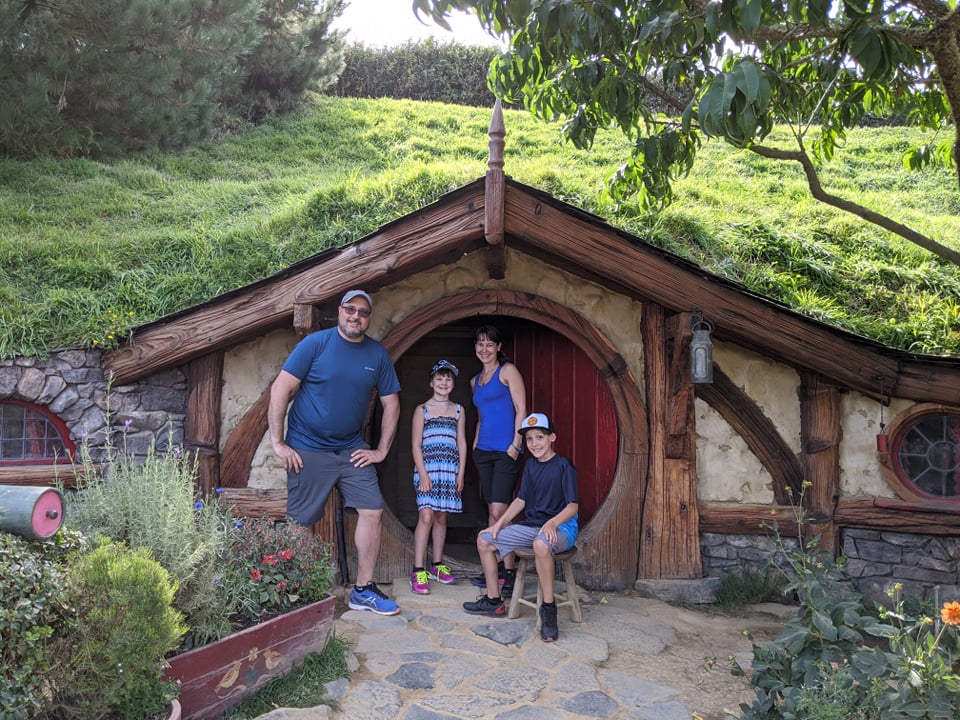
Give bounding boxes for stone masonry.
[0,348,187,465]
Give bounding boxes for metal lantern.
[690,311,714,384]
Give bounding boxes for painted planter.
[165,594,336,720]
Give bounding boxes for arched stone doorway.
[372,289,648,590]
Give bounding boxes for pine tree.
[226,0,347,122]
[0,0,261,156]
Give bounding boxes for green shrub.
[730,481,960,719]
[65,427,238,648]
[0,531,76,720]
[335,39,499,107]
[714,565,789,612]
[49,540,186,720]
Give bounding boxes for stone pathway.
[324,578,718,720]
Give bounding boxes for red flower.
[250,568,262,581]
[941,601,960,626]
[278,549,294,562]
[262,554,276,565]
[277,581,287,591]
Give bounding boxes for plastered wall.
[220,249,899,502]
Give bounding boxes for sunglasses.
[340,304,371,318]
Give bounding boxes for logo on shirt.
[364,366,376,373]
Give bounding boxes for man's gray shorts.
[286,446,384,525]
[479,523,572,557]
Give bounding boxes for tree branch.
[749,143,960,266]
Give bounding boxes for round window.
[888,406,960,500]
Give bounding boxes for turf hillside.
[1,95,958,358]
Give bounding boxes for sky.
[332,0,502,48]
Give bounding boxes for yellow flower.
[941,601,960,626]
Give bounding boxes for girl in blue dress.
[410,360,467,594]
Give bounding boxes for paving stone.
[599,670,679,707]
[403,706,462,720]
[550,660,602,692]
[337,680,402,720]
[440,631,515,657]
[415,614,456,633]
[398,651,445,663]
[553,630,609,663]
[355,628,433,654]
[492,706,569,719]
[559,690,619,717]
[474,667,548,702]
[417,694,516,718]
[435,653,492,690]
[359,650,401,675]
[469,620,534,647]
[386,662,435,690]
[323,677,350,701]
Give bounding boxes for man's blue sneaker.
[349,582,400,616]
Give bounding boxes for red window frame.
[0,399,75,466]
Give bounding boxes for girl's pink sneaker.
[410,569,430,594]
[429,563,456,584]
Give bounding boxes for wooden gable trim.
[104,186,487,384]
[500,183,960,404]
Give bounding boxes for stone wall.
[702,529,960,606]
[0,349,187,464]
[843,528,960,606]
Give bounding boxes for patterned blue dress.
[414,404,463,513]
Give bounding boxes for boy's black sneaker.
[500,568,517,598]
[470,560,505,587]
[540,602,558,642]
[463,594,506,617]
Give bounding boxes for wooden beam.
[184,352,223,496]
[799,371,841,554]
[701,497,960,537]
[0,464,92,488]
[641,303,702,579]
[484,99,505,247]
[104,188,487,384]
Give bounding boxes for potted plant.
[164,516,337,720]
[53,417,337,720]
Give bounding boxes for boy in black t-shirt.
[463,412,579,642]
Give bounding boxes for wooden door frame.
[379,289,648,590]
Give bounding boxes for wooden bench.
[507,546,583,628]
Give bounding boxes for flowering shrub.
[231,516,336,623]
[729,481,960,720]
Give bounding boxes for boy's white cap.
[341,289,372,307]
[519,412,554,434]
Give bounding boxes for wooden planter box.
[165,594,336,720]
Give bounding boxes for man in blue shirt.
[269,289,402,615]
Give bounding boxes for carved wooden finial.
[488,98,505,171]
[485,100,506,278]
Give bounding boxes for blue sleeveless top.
[473,365,516,452]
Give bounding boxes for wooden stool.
[507,546,583,628]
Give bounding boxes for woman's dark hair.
[475,325,509,365]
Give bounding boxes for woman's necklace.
[479,365,496,386]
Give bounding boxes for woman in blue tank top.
[469,325,526,596]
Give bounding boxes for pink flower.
[278,549,294,562]
[277,581,287,591]
[250,568,261,581]
[262,554,276,565]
